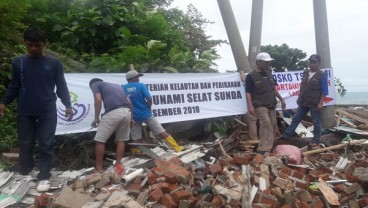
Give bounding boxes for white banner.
[55,69,335,135]
[273,68,336,109]
[56,73,247,135]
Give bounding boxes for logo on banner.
[57,92,90,126]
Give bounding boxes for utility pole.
[313,0,331,68]
[217,0,251,78]
[313,0,335,128]
[248,0,263,70]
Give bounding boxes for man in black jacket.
[245,52,285,153]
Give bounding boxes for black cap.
[308,54,321,62]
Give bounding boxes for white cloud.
[171,0,368,92]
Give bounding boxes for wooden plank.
[317,178,340,206]
[336,109,368,125]
[303,139,367,156]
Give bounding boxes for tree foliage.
[21,0,225,73]
[0,0,29,151]
[261,44,308,72]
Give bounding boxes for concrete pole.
[313,0,331,68]
[313,0,335,128]
[217,0,251,75]
[248,0,263,70]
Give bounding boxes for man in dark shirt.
[246,52,285,153]
[0,27,73,192]
[89,78,132,176]
[281,54,328,146]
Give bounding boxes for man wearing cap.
[245,52,286,153]
[89,78,132,175]
[281,54,328,146]
[122,70,184,152]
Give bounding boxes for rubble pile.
[0,107,368,207]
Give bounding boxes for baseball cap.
[308,54,321,62]
[256,52,274,61]
[126,70,143,80]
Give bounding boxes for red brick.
[124,183,142,192]
[317,173,330,181]
[168,157,183,165]
[151,182,170,193]
[280,166,292,176]
[307,170,320,181]
[34,194,49,208]
[148,188,163,202]
[147,173,157,184]
[218,158,231,167]
[228,198,240,207]
[296,201,311,208]
[152,166,166,175]
[280,205,292,208]
[345,172,360,182]
[231,156,252,165]
[172,190,192,203]
[333,183,346,192]
[291,170,305,180]
[312,199,324,208]
[353,160,368,167]
[294,180,308,189]
[263,188,272,195]
[163,170,177,183]
[254,154,263,164]
[168,183,179,193]
[318,164,333,174]
[161,194,178,208]
[253,191,279,208]
[211,195,225,207]
[319,152,334,161]
[210,163,223,175]
[358,197,368,207]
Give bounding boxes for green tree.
[0,0,29,151]
[261,44,308,72]
[23,0,226,73]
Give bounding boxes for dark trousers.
[17,114,57,179]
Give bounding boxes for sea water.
[336,91,368,105]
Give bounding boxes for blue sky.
[171,0,368,92]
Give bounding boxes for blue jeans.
[283,105,322,144]
[17,113,57,179]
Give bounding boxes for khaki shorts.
[131,117,165,141]
[94,108,131,143]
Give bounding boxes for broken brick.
[172,190,192,203]
[148,188,163,202]
[161,194,178,208]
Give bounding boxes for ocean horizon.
[336,91,368,105]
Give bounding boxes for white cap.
[256,52,274,61]
[126,70,143,80]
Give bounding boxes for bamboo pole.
[302,139,367,156]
